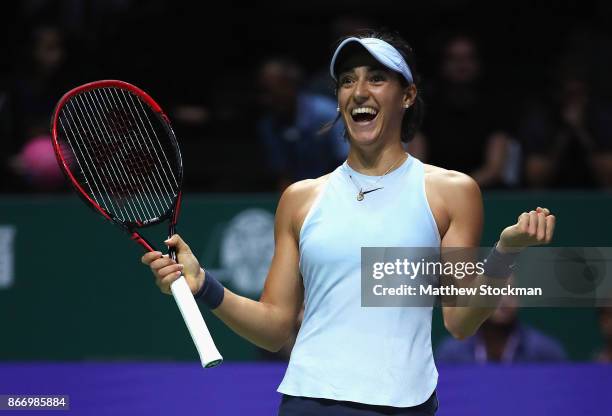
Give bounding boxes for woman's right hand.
[141,234,204,295]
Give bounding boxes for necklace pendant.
[357,191,364,201]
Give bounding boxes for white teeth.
[351,107,378,116]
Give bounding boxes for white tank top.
[278,155,440,407]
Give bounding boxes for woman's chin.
[348,130,382,146]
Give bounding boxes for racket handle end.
[204,358,224,368]
[170,276,223,369]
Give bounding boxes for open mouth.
[351,107,378,123]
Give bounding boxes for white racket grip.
[170,276,223,368]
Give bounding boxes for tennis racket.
[50,79,223,368]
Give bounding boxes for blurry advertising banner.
[0,192,610,361]
[0,226,16,289]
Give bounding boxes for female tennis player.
[142,30,555,415]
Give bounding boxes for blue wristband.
[483,243,519,279]
[194,269,225,309]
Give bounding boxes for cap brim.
[329,38,390,80]
[329,37,413,84]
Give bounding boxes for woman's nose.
[352,78,369,103]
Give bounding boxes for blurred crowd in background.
[1,0,612,364]
[3,0,612,193]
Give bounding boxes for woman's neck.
[346,142,407,176]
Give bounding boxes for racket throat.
[130,231,156,252]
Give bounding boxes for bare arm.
[211,184,304,351]
[438,173,555,339]
[142,183,308,352]
[437,173,486,339]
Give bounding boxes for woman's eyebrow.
[338,68,356,77]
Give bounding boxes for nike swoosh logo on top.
[362,187,383,195]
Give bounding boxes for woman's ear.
[403,84,417,108]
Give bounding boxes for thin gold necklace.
[347,153,407,201]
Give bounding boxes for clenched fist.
[498,207,556,253]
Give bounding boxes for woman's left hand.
[497,207,556,253]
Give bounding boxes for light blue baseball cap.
[330,37,414,84]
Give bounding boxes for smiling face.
[336,49,415,147]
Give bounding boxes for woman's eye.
[340,77,354,86]
[370,74,385,83]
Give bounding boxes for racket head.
[50,80,183,232]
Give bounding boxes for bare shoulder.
[277,174,331,238]
[281,174,330,206]
[422,164,483,244]
[423,163,481,199]
[422,163,482,239]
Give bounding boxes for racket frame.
[51,80,183,252]
[50,80,222,368]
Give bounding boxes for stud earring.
[336,106,340,112]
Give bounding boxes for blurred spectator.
[420,34,517,188]
[519,73,612,189]
[594,306,612,363]
[13,135,65,191]
[12,25,72,141]
[436,294,566,363]
[3,25,77,192]
[257,58,348,191]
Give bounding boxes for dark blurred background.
[3,0,612,193]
